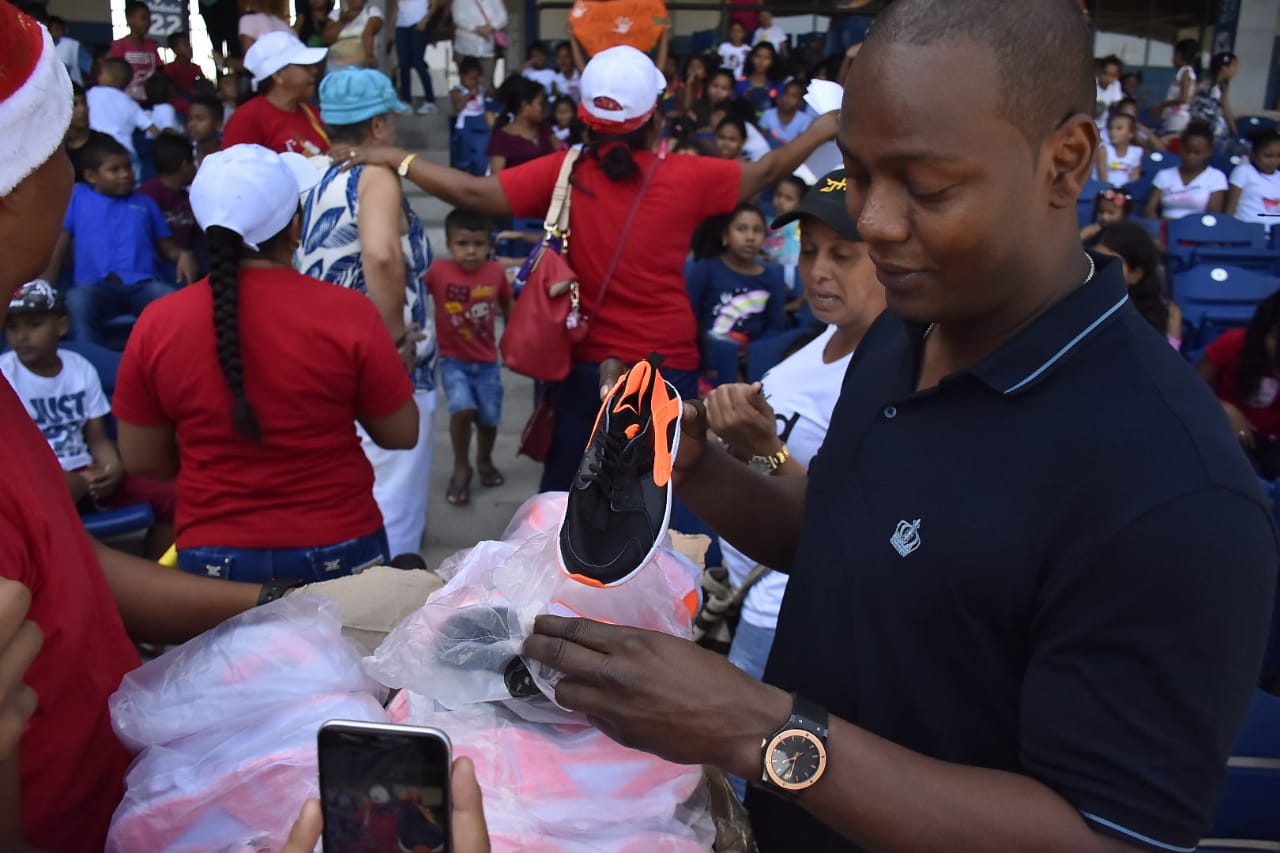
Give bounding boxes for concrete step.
[422,369,542,569]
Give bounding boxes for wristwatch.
[749,444,790,475]
[758,694,829,796]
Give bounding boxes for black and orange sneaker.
[557,354,683,587]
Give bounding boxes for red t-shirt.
[113,267,413,549]
[1205,327,1280,436]
[499,151,742,370]
[0,384,138,852]
[107,37,162,102]
[426,259,512,363]
[220,95,330,156]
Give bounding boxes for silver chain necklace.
[922,253,1096,342]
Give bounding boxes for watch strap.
[791,694,829,740]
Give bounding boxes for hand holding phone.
[318,721,453,853]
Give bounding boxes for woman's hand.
[87,461,123,501]
[706,382,780,459]
[398,322,426,374]
[1222,401,1255,449]
[476,24,494,36]
[330,143,408,172]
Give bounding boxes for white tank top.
[1099,141,1143,186]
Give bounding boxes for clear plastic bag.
[399,695,716,852]
[365,492,702,709]
[108,595,389,853]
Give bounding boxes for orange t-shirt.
[568,0,668,55]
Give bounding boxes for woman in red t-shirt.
[114,145,420,583]
[1198,291,1280,477]
[222,32,331,156]
[334,45,837,490]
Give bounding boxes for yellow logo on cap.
[819,177,846,193]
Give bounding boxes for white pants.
[359,388,436,557]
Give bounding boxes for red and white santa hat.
[577,45,668,136]
[0,0,73,197]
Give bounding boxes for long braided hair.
[1236,291,1280,405]
[206,225,262,441]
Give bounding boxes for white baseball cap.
[190,144,321,250]
[577,45,667,134]
[244,31,327,88]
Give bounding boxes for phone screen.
[318,722,451,853]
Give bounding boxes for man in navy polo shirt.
[524,0,1278,851]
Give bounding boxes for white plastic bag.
[108,595,388,853]
[365,492,702,709]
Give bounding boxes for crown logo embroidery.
[613,16,632,32]
[889,519,922,557]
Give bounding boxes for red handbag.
[500,149,583,382]
[501,146,662,382]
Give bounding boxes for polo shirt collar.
[963,252,1129,396]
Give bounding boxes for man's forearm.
[93,539,259,645]
[739,715,1139,853]
[675,443,805,570]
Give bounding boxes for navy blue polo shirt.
[749,255,1278,852]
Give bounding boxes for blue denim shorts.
[176,528,390,584]
[439,357,503,426]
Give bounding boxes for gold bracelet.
[397,152,418,177]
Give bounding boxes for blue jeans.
[396,25,433,102]
[66,277,174,347]
[439,357,504,426]
[538,361,699,492]
[176,528,390,583]
[825,12,874,59]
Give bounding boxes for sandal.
[446,472,472,506]
[478,466,505,488]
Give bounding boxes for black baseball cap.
[771,168,862,242]
[8,280,65,315]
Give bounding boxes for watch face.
[765,730,826,790]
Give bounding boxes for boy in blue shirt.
[42,135,197,346]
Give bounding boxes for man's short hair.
[169,31,190,50]
[102,57,133,86]
[81,135,131,173]
[1098,54,1123,70]
[458,56,482,76]
[864,0,1095,144]
[445,208,495,238]
[152,134,195,176]
[45,14,65,27]
[124,1,150,17]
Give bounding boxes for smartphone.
[317,720,452,853]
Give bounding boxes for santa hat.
[0,1,73,197]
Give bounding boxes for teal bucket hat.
[319,67,407,125]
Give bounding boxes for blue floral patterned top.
[296,162,437,391]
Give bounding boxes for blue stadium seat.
[1144,149,1179,175]
[1122,178,1154,208]
[669,35,693,62]
[1167,214,1268,271]
[1078,179,1109,228]
[1174,264,1280,350]
[1209,152,1246,177]
[1237,115,1277,134]
[690,29,717,57]
[746,327,810,384]
[1199,690,1280,846]
[1127,216,1163,241]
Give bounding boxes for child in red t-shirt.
[1199,290,1280,477]
[107,2,163,103]
[426,209,513,506]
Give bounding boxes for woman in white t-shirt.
[1226,129,1280,230]
[326,0,384,72]
[452,0,508,83]
[1158,38,1199,135]
[708,168,886,685]
[1144,120,1228,220]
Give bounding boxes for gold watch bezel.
[761,727,828,791]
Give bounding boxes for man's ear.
[1045,113,1098,211]
[56,315,71,338]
